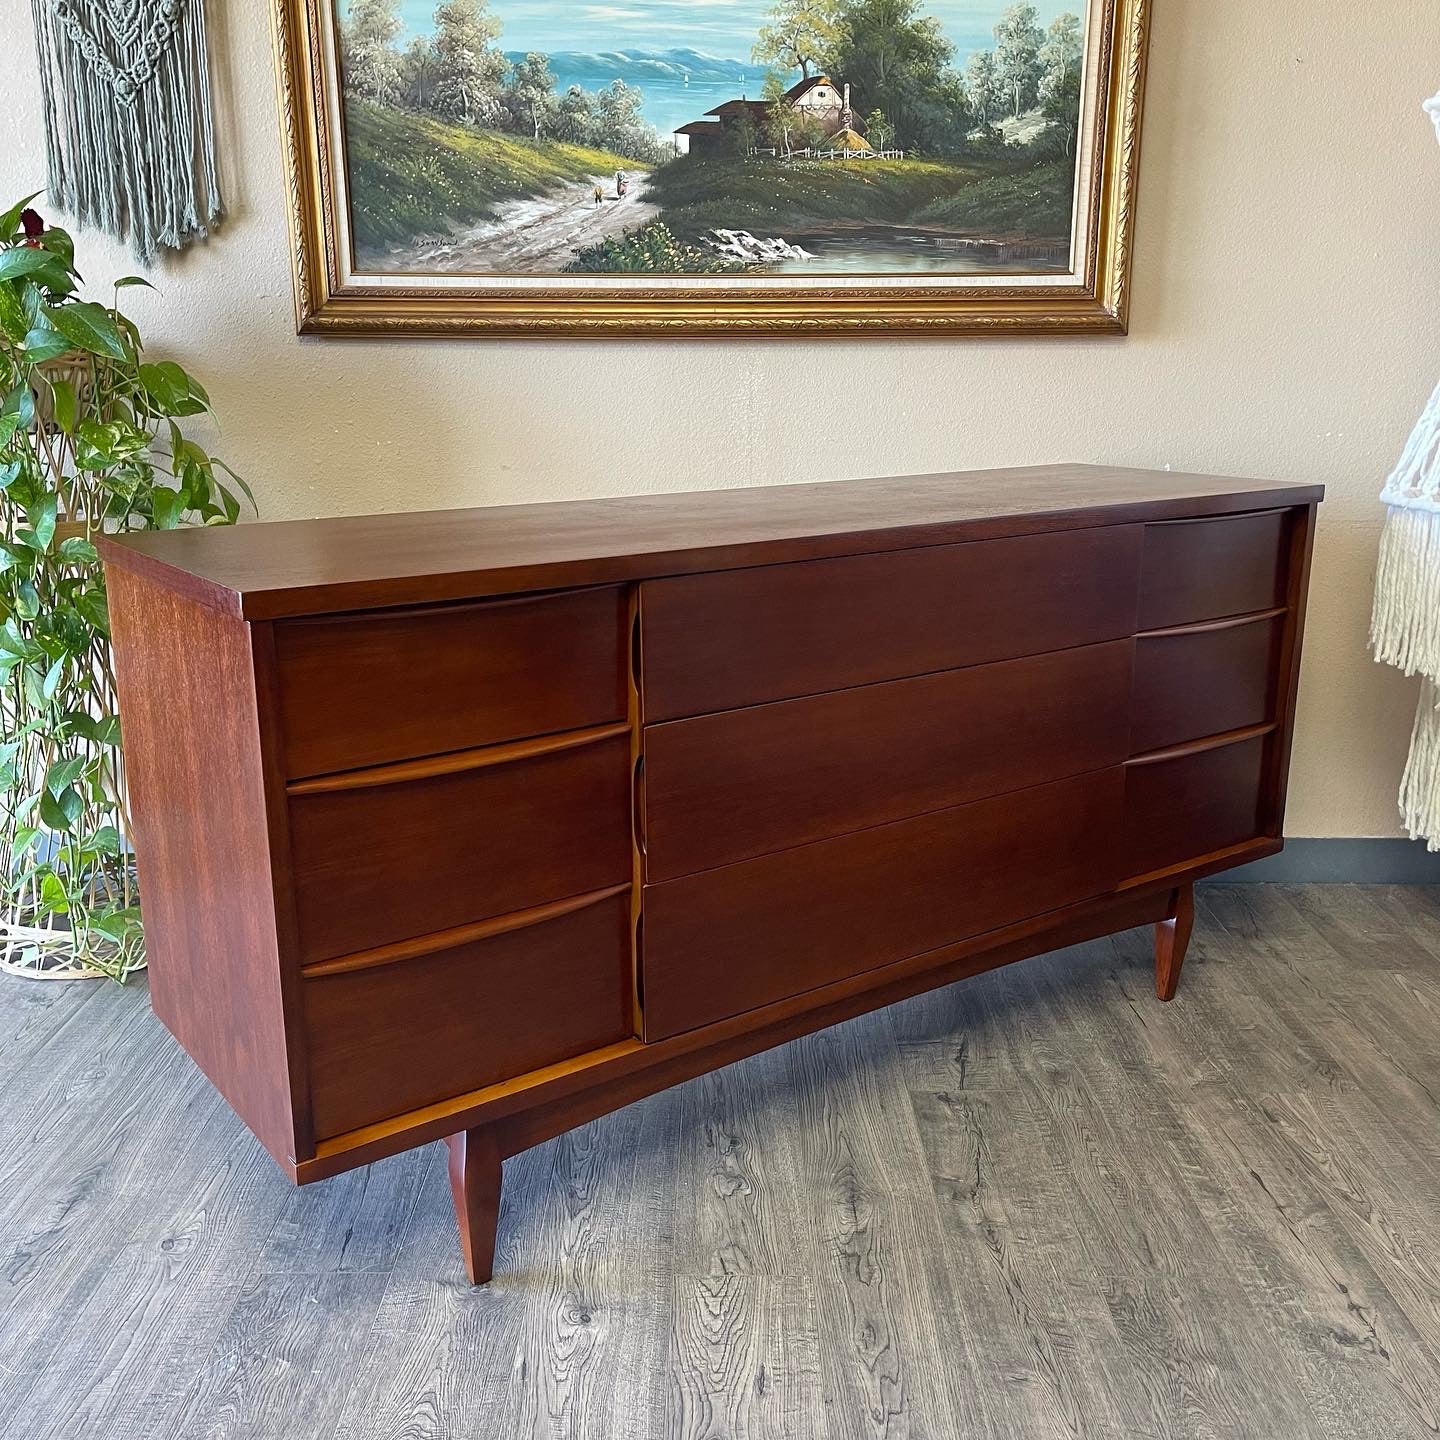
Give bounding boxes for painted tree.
[1038,13,1083,154]
[431,0,506,126]
[763,69,796,156]
[505,52,558,138]
[993,2,1044,118]
[592,80,665,161]
[341,0,403,106]
[963,48,1004,128]
[753,0,840,81]
[553,85,594,145]
[829,0,957,151]
[864,107,894,150]
[400,35,439,111]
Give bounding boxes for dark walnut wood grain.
[643,640,1133,881]
[302,887,632,1138]
[288,729,631,963]
[642,767,1126,1040]
[1130,611,1284,756]
[274,587,628,777]
[642,526,1143,721]
[99,465,1323,620]
[104,568,308,1170]
[1138,511,1289,629]
[99,468,1322,1286]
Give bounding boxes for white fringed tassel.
[1372,502,1440,850]
[29,0,222,261]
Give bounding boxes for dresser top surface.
[99,463,1323,620]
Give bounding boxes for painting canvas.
[272,0,1148,332]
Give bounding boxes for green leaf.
[48,300,126,360]
[22,324,71,362]
[28,492,57,549]
[90,824,122,855]
[0,413,18,447]
[39,871,70,915]
[41,654,65,699]
[57,535,99,566]
[0,247,66,283]
[10,825,39,861]
[46,755,85,795]
[14,579,39,619]
[0,193,44,239]
[0,283,27,342]
[76,588,110,637]
[1,384,35,429]
[49,377,77,433]
[38,785,82,832]
[151,486,183,529]
[91,907,141,941]
[114,275,155,290]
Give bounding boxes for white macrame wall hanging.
[1370,91,1440,849]
[29,0,223,261]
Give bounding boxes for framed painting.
[270,0,1150,335]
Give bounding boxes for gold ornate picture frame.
[270,0,1150,337]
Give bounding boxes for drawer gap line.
[1126,721,1277,768]
[301,884,631,977]
[1137,606,1286,640]
[287,722,631,795]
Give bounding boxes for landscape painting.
[272,0,1149,332]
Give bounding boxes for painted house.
[675,75,858,155]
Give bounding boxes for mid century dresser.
[100,464,1321,1283]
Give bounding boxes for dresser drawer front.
[1138,512,1288,630]
[641,767,1124,1040]
[1131,614,1282,755]
[303,889,631,1139]
[275,587,627,778]
[1123,735,1267,879]
[289,733,631,964]
[644,640,1133,882]
[640,526,1142,721]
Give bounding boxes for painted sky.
[384,0,1078,68]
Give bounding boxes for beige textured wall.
[5,0,1439,837]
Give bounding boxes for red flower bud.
[20,208,43,238]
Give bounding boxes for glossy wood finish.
[1154,883,1195,1001]
[643,641,1133,881]
[1130,611,1284,755]
[274,587,627,776]
[99,465,1323,619]
[288,730,630,963]
[104,568,308,1169]
[642,526,1143,721]
[445,1127,502,1286]
[99,467,1321,1285]
[1123,733,1269,879]
[1138,511,1290,629]
[303,888,632,1138]
[642,768,1126,1040]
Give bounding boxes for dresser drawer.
[274,587,627,778]
[643,640,1132,881]
[288,730,631,964]
[1123,733,1267,879]
[641,767,1124,1039]
[640,526,1142,721]
[1138,512,1288,630]
[303,887,631,1139]
[1131,612,1282,755]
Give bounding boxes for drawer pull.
[1127,721,1276,769]
[1139,605,1285,640]
[302,883,631,978]
[287,721,631,796]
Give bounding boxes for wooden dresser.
[99,464,1321,1283]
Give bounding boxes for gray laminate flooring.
[2,885,1440,1439]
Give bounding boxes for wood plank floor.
[2,885,1439,1439]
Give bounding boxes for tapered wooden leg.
[446,1127,502,1285]
[1154,883,1195,1002]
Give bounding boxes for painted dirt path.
[400,171,659,274]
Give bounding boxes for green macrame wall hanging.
[30,0,223,261]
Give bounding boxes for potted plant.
[0,197,251,981]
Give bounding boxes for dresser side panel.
[106,565,304,1171]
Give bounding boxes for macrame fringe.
[30,0,222,261]
[1372,503,1440,850]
